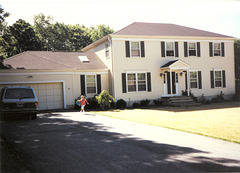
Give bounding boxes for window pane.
[138,84,146,91]
[86,75,95,83]
[166,50,174,56]
[190,82,198,88]
[215,81,222,87]
[128,81,136,92]
[189,50,196,56]
[215,71,221,78]
[131,42,140,49]
[189,43,196,49]
[131,50,140,56]
[166,42,174,50]
[87,87,96,94]
[190,72,197,78]
[214,50,220,56]
[127,74,136,80]
[138,73,146,80]
[214,43,220,49]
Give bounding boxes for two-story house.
[83,22,235,103]
[0,22,235,109]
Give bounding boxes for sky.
[1,0,240,38]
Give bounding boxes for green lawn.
[92,102,240,143]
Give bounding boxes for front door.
[164,72,178,95]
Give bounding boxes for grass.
[92,101,240,144]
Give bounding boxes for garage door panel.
[0,82,63,110]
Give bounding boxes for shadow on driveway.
[1,113,240,173]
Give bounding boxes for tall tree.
[235,39,240,93]
[8,19,41,52]
[0,5,10,35]
[89,24,114,42]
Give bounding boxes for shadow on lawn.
[1,113,240,173]
[137,101,240,112]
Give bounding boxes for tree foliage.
[0,5,10,35]
[235,38,240,93]
[89,24,114,42]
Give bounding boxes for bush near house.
[116,99,127,109]
[132,102,140,108]
[153,99,163,106]
[140,99,151,107]
[95,90,115,110]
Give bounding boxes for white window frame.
[188,42,197,57]
[213,42,221,57]
[105,43,110,58]
[126,72,147,93]
[165,41,175,57]
[214,70,222,88]
[130,41,141,57]
[189,71,198,89]
[85,75,97,94]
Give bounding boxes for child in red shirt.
[77,95,89,112]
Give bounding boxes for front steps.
[162,96,201,107]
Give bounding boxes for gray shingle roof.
[113,22,233,38]
[2,51,107,70]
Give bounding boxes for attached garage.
[0,82,64,110]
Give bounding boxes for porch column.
[170,68,173,97]
[187,69,190,96]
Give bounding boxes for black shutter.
[197,42,201,57]
[185,72,188,90]
[172,72,176,94]
[210,71,214,88]
[147,72,151,92]
[222,70,226,88]
[221,42,225,57]
[184,42,188,57]
[209,42,213,57]
[125,41,130,57]
[80,75,86,95]
[198,71,202,89]
[140,41,145,57]
[161,41,165,57]
[97,74,101,94]
[122,73,127,93]
[175,42,179,57]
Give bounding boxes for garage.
[0,82,64,110]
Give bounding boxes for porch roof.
[160,60,190,70]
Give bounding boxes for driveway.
[1,111,240,173]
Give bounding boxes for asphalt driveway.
[1,111,240,173]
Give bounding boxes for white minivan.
[0,86,38,119]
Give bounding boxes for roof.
[2,51,107,70]
[113,22,233,38]
[161,60,178,68]
[161,60,190,69]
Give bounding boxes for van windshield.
[5,88,35,99]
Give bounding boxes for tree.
[8,19,41,53]
[89,24,114,42]
[95,90,115,110]
[0,5,10,35]
[235,39,240,93]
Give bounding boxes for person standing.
[77,95,89,113]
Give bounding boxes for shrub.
[140,99,150,107]
[232,93,240,101]
[116,99,127,109]
[211,91,225,103]
[198,94,210,104]
[132,102,140,108]
[85,96,100,110]
[95,90,115,110]
[153,99,163,106]
[182,90,198,102]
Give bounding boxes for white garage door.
[0,83,64,110]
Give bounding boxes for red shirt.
[79,98,87,105]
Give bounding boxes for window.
[214,43,221,56]
[166,42,174,57]
[127,73,147,92]
[86,75,96,94]
[190,72,198,88]
[131,42,140,57]
[105,43,109,58]
[127,73,136,92]
[137,73,146,91]
[214,71,222,87]
[189,42,196,56]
